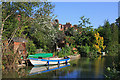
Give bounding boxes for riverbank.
[2,54,81,69]
[68,54,80,60]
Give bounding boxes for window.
[61,25,62,29]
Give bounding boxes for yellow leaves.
[95,34,96,36]
[102,46,106,50]
[97,32,99,36]
[101,37,103,40]
[94,32,106,53]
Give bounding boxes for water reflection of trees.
[94,55,105,77]
[2,67,29,78]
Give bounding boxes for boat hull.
[29,59,47,66]
[29,58,70,66]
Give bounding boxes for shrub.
[57,45,73,57]
[26,40,36,55]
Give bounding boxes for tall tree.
[110,23,119,54]
[1,2,56,69]
[29,2,57,51]
[101,20,112,53]
[2,2,41,50]
[116,17,120,44]
[2,2,40,35]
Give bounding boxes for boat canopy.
[28,53,53,58]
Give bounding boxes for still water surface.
[2,56,113,78]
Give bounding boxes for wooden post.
[26,60,28,66]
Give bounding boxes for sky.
[53,2,118,28]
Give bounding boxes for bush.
[26,40,36,55]
[57,45,73,57]
[105,67,120,79]
[77,45,90,57]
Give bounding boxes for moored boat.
[29,57,70,66]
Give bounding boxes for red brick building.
[63,22,72,31]
[13,37,28,55]
[58,24,64,31]
[2,37,28,57]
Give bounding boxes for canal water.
[2,56,113,78]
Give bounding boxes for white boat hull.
[30,59,47,66]
[29,57,70,66]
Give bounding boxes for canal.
[2,56,113,78]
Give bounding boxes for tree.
[77,16,94,46]
[76,16,96,57]
[1,2,56,69]
[116,17,120,44]
[28,2,57,52]
[2,2,41,52]
[2,2,40,35]
[93,32,106,53]
[100,20,112,53]
[98,20,119,55]
[110,23,119,54]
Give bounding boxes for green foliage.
[105,56,120,79]
[103,20,112,48]
[53,22,59,30]
[105,67,120,79]
[27,2,58,52]
[98,20,119,56]
[116,17,120,44]
[102,20,120,78]
[57,45,73,57]
[1,2,56,69]
[77,16,95,46]
[105,44,120,79]
[2,2,56,52]
[3,15,19,39]
[65,27,76,36]
[110,23,119,55]
[77,45,91,57]
[98,20,113,54]
[2,2,41,39]
[26,39,36,55]
[75,16,97,57]
[63,16,97,57]
[43,45,49,52]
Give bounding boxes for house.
[53,19,79,50]
[73,25,78,31]
[2,37,28,59]
[58,24,64,31]
[63,22,72,31]
[13,37,28,56]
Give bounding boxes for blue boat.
[29,57,70,66]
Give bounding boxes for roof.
[13,37,28,42]
[18,44,26,51]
